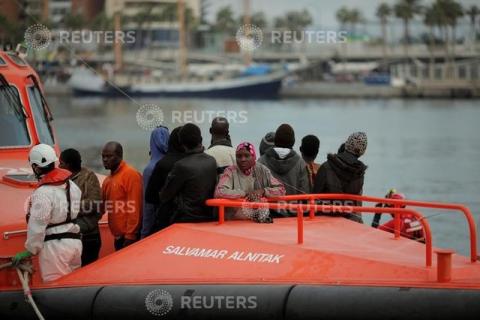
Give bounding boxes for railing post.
[435,249,455,282]
[394,204,401,239]
[297,208,304,244]
[309,197,315,219]
[460,206,477,263]
[417,215,433,267]
[218,205,224,225]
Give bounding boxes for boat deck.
[44,217,480,290]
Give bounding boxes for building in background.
[105,0,200,48]
[0,0,22,23]
[0,0,105,25]
[72,0,105,23]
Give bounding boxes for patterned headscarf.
[236,142,256,175]
[345,132,368,157]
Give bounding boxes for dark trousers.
[113,236,136,251]
[114,237,125,251]
[81,233,102,266]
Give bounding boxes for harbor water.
[48,96,480,256]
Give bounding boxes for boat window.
[0,84,30,146]
[28,85,54,145]
[7,53,27,66]
[0,57,5,65]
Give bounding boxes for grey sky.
[205,0,479,29]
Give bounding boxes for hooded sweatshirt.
[314,151,367,196]
[313,151,367,223]
[143,127,169,186]
[141,127,169,238]
[258,147,309,196]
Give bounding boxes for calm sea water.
[48,96,480,256]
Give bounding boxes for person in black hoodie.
[258,124,309,217]
[313,132,368,223]
[159,123,218,224]
[142,126,185,236]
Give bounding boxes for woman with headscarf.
[215,142,286,222]
[141,126,169,238]
[142,126,185,237]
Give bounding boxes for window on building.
[458,65,467,79]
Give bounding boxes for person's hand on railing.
[245,189,265,202]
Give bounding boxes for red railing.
[205,198,434,267]
[266,194,477,263]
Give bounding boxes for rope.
[0,262,12,270]
[16,268,45,320]
[0,260,45,320]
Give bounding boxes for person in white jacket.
[205,117,236,175]
[12,144,83,282]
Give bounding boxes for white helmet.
[29,144,58,167]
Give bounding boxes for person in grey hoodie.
[258,124,309,216]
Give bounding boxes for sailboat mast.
[42,0,49,22]
[114,11,123,71]
[243,0,252,66]
[177,0,187,79]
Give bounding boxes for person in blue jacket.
[141,126,169,238]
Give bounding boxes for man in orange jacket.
[102,141,143,250]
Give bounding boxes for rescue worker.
[12,144,82,282]
[373,190,425,243]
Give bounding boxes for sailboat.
[68,0,287,98]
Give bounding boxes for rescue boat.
[1,49,480,319]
